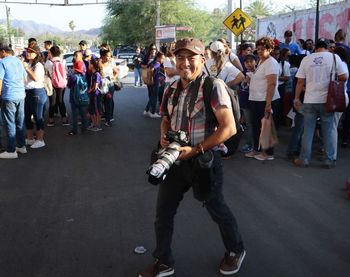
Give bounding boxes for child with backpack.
[44,45,69,127]
[88,59,103,131]
[67,60,89,135]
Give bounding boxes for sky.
[0,0,302,32]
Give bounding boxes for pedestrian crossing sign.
[223,8,252,36]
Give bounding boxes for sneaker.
[62,120,70,126]
[143,110,151,117]
[245,150,258,158]
[104,122,112,127]
[240,144,253,153]
[0,151,18,159]
[25,139,36,146]
[294,158,310,168]
[139,259,174,277]
[322,159,336,169]
[219,250,246,275]
[110,118,115,122]
[47,121,55,127]
[254,153,274,161]
[67,131,77,136]
[16,146,27,154]
[149,113,161,118]
[31,140,46,149]
[91,127,102,132]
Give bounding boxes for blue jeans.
[287,111,304,154]
[103,88,115,124]
[1,99,26,153]
[299,103,336,162]
[145,83,159,114]
[134,67,142,86]
[153,151,244,266]
[25,88,48,130]
[70,102,87,133]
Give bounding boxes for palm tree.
[245,0,272,18]
[68,20,76,32]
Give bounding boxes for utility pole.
[315,0,320,42]
[6,5,12,46]
[156,0,160,26]
[240,0,243,42]
[227,0,233,48]
[156,0,160,49]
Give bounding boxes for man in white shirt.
[293,38,348,168]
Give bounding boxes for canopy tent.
[0,0,107,5]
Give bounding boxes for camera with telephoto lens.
[147,130,189,185]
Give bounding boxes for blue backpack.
[72,74,89,106]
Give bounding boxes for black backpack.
[202,76,244,157]
[167,74,244,157]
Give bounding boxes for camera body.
[147,130,189,185]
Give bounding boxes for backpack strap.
[202,76,218,137]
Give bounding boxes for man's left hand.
[177,146,196,160]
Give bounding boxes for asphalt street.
[0,73,349,277]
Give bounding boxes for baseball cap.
[0,44,12,52]
[79,40,87,46]
[174,38,205,56]
[73,61,85,74]
[210,41,225,53]
[25,45,41,54]
[315,38,330,49]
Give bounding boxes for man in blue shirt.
[279,30,302,55]
[0,44,27,159]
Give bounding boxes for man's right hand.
[160,134,170,148]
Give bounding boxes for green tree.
[102,0,218,47]
[244,0,273,31]
[245,0,272,19]
[69,20,76,32]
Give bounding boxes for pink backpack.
[51,60,67,88]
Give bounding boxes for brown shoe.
[219,250,246,275]
[139,259,174,277]
[293,158,310,168]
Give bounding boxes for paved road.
[1,73,349,277]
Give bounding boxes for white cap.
[210,41,225,53]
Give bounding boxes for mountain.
[0,19,101,37]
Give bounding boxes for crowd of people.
[136,28,350,168]
[0,38,119,158]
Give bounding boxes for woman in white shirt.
[22,44,47,149]
[204,41,244,87]
[100,48,118,126]
[246,37,280,161]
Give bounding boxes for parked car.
[116,46,136,68]
[63,52,74,76]
[115,57,129,79]
[63,52,128,79]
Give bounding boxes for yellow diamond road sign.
[223,8,252,36]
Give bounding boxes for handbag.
[142,68,154,86]
[259,112,278,150]
[325,54,346,113]
[43,75,53,96]
[113,79,123,91]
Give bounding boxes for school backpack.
[72,74,89,106]
[51,60,68,88]
[167,74,243,157]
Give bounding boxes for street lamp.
[315,0,320,42]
